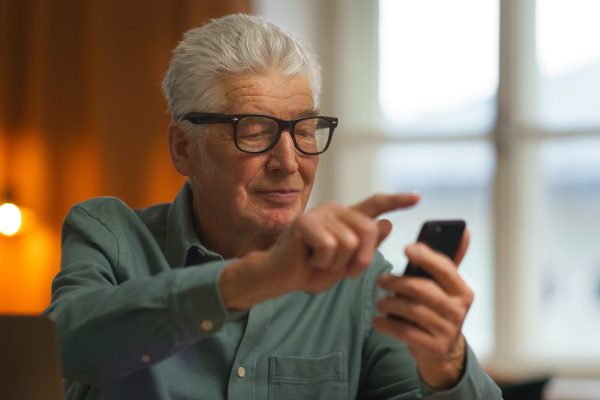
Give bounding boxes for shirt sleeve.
[43,201,246,385]
[418,344,503,399]
[358,253,503,399]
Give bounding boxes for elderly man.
[45,14,501,399]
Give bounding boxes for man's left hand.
[372,230,473,390]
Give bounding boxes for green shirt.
[44,183,501,399]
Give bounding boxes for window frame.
[331,0,600,378]
[254,0,600,378]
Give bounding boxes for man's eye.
[238,119,275,137]
[295,129,316,138]
[238,130,269,139]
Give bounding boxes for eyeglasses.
[181,113,338,155]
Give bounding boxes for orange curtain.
[0,0,250,314]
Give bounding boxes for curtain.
[0,0,250,313]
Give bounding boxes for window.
[537,0,600,131]
[377,142,496,355]
[329,0,600,375]
[540,137,600,357]
[379,0,498,136]
[536,0,600,359]
[376,0,499,358]
[255,0,600,376]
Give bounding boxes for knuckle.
[362,218,379,237]
[319,235,338,252]
[464,288,475,306]
[411,303,427,320]
[343,232,360,250]
[372,192,387,203]
[405,279,425,298]
[438,263,455,280]
[431,340,447,355]
[351,221,378,246]
[422,279,439,294]
[446,304,465,325]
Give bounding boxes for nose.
[266,130,299,174]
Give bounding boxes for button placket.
[227,300,273,400]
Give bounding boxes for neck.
[191,204,283,259]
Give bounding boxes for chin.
[262,216,295,234]
[258,208,301,234]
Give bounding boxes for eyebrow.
[297,108,321,118]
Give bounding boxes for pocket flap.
[269,352,347,384]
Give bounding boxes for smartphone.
[388,220,466,323]
[403,220,466,280]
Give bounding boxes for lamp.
[0,190,23,236]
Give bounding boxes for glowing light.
[0,203,22,236]
[379,0,498,126]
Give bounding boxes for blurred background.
[1,0,600,396]
[0,0,248,310]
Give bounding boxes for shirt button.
[201,319,214,332]
[238,366,246,377]
[141,354,151,363]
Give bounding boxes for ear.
[168,122,195,177]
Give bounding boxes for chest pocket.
[268,352,348,400]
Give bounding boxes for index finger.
[404,242,469,296]
[350,193,420,219]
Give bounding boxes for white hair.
[162,14,322,150]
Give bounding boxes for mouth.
[255,188,301,201]
[258,188,300,194]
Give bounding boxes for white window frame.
[253,0,600,378]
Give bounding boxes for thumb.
[376,219,393,246]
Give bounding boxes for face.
[187,73,319,242]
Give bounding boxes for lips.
[257,188,300,196]
[255,186,300,193]
[255,188,301,202]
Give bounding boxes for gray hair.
[162,14,322,149]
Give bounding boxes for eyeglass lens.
[236,116,330,154]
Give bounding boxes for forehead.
[222,73,315,118]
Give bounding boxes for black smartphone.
[388,220,466,323]
[403,220,466,280]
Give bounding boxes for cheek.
[223,158,267,197]
[300,157,319,186]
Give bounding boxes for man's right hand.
[219,193,419,310]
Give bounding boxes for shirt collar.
[164,182,223,268]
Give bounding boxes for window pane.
[540,136,600,357]
[376,141,495,357]
[378,0,499,136]
[537,0,600,130]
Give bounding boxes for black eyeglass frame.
[181,112,338,155]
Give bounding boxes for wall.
[0,0,250,314]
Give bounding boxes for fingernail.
[405,244,419,258]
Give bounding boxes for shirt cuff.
[171,260,249,338]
